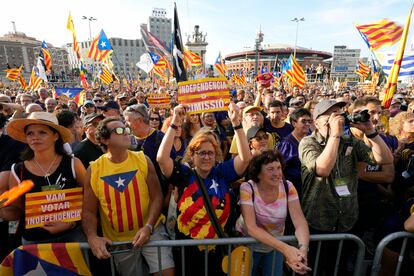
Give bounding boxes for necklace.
[33,155,59,178]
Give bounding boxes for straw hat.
[6,112,72,143]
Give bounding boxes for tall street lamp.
[82,16,97,40]
[291,17,305,58]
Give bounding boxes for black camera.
[341,109,370,125]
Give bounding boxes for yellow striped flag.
[285,55,306,88]
[99,66,113,85]
[5,66,21,81]
[184,48,202,67]
[355,60,370,78]
[356,19,403,50]
[18,74,27,90]
[66,13,81,59]
[214,52,226,78]
[87,30,113,62]
[28,67,43,91]
[382,5,413,108]
[0,243,91,275]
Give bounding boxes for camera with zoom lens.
[341,109,371,125]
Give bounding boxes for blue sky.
[0,0,411,64]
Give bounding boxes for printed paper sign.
[147,93,171,109]
[25,187,83,229]
[178,77,230,114]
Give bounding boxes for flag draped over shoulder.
[284,55,305,88]
[356,19,403,50]
[355,60,370,78]
[172,3,187,82]
[382,5,413,108]
[0,243,91,276]
[88,30,113,61]
[214,52,226,78]
[41,41,52,72]
[67,13,81,59]
[28,66,43,91]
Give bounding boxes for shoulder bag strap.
[192,168,226,238]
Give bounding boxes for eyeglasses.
[195,150,215,158]
[150,117,160,121]
[252,133,268,141]
[111,127,131,135]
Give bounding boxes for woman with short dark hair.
[237,149,310,275]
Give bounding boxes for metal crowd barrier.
[79,233,365,276]
[370,231,414,276]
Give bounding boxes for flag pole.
[382,2,414,108]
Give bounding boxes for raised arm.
[157,105,186,178]
[229,102,251,175]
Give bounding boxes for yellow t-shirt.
[90,150,163,241]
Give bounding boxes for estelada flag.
[54,87,84,104]
[0,243,91,275]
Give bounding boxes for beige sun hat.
[6,112,73,143]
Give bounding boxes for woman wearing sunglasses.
[157,103,251,275]
[149,110,162,130]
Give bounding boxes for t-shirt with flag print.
[168,159,238,244]
[90,151,163,241]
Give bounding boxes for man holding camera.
[298,99,393,273]
[299,99,393,233]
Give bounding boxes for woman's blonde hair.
[389,111,414,138]
[182,128,223,164]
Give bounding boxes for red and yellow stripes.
[184,48,202,67]
[356,19,403,50]
[285,55,305,88]
[382,5,413,108]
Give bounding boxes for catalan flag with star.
[90,151,164,242]
[0,243,91,276]
[87,30,113,62]
[214,52,226,78]
[356,19,403,51]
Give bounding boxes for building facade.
[0,32,70,80]
[224,43,332,75]
[148,8,172,48]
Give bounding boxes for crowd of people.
[0,78,413,275]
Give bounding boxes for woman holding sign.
[0,112,87,244]
[157,103,251,275]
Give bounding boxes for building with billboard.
[330,46,361,80]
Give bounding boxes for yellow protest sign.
[178,78,230,114]
[147,93,171,109]
[25,187,83,229]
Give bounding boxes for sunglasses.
[150,117,160,121]
[85,104,95,108]
[94,99,103,103]
[111,127,131,135]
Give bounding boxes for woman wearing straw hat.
[0,112,87,244]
